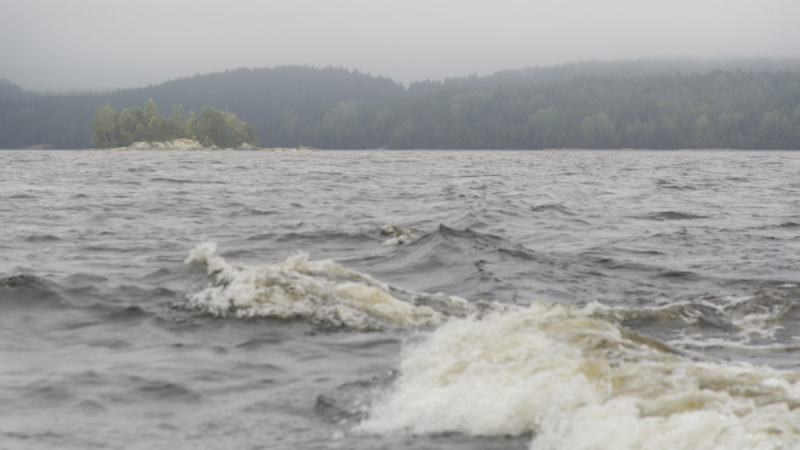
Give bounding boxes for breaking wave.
[185,243,478,330]
[185,244,800,449]
[380,223,419,246]
[360,303,800,450]
[595,285,800,352]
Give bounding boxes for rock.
[169,138,205,150]
[83,138,286,151]
[21,144,57,150]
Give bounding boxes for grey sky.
[2,0,799,91]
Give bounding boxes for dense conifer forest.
[2,60,800,149]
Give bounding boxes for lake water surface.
[2,150,800,449]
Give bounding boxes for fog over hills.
[2,0,799,92]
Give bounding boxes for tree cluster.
[90,99,258,148]
[0,66,402,149]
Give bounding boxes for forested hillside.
[406,57,800,95]
[0,66,403,149]
[2,61,800,149]
[0,79,36,102]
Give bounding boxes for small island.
[88,99,314,151]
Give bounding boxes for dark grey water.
[2,150,800,449]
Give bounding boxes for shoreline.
[82,147,317,151]
[80,138,316,152]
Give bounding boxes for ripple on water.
[642,211,709,221]
[3,150,800,449]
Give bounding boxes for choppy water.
[2,150,800,450]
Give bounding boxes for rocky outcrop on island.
[85,139,316,151]
[20,144,58,150]
[122,138,208,150]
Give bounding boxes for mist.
[2,0,799,92]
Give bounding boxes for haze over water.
[2,149,800,449]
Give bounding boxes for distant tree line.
[387,70,800,149]
[2,61,800,149]
[90,99,258,148]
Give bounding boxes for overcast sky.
[2,0,799,92]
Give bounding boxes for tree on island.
[91,99,258,148]
[91,105,117,148]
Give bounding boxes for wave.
[656,179,700,190]
[529,203,574,215]
[373,224,537,303]
[183,244,800,449]
[380,223,419,246]
[643,211,709,221]
[0,274,65,310]
[598,285,800,346]
[148,177,225,184]
[184,243,479,330]
[359,302,800,449]
[24,234,62,243]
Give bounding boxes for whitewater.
[2,150,800,450]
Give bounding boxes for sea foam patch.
[592,285,800,351]
[359,302,800,450]
[186,244,800,449]
[185,243,473,330]
[380,223,419,246]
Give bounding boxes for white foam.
[593,286,800,347]
[185,243,469,330]
[380,223,419,246]
[185,244,800,448]
[359,302,800,450]
[724,287,798,341]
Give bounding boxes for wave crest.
[185,243,800,449]
[360,302,800,449]
[185,243,473,330]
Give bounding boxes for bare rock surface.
[84,139,316,151]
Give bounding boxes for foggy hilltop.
[2,58,800,150]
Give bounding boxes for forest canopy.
[90,100,258,148]
[2,61,800,149]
